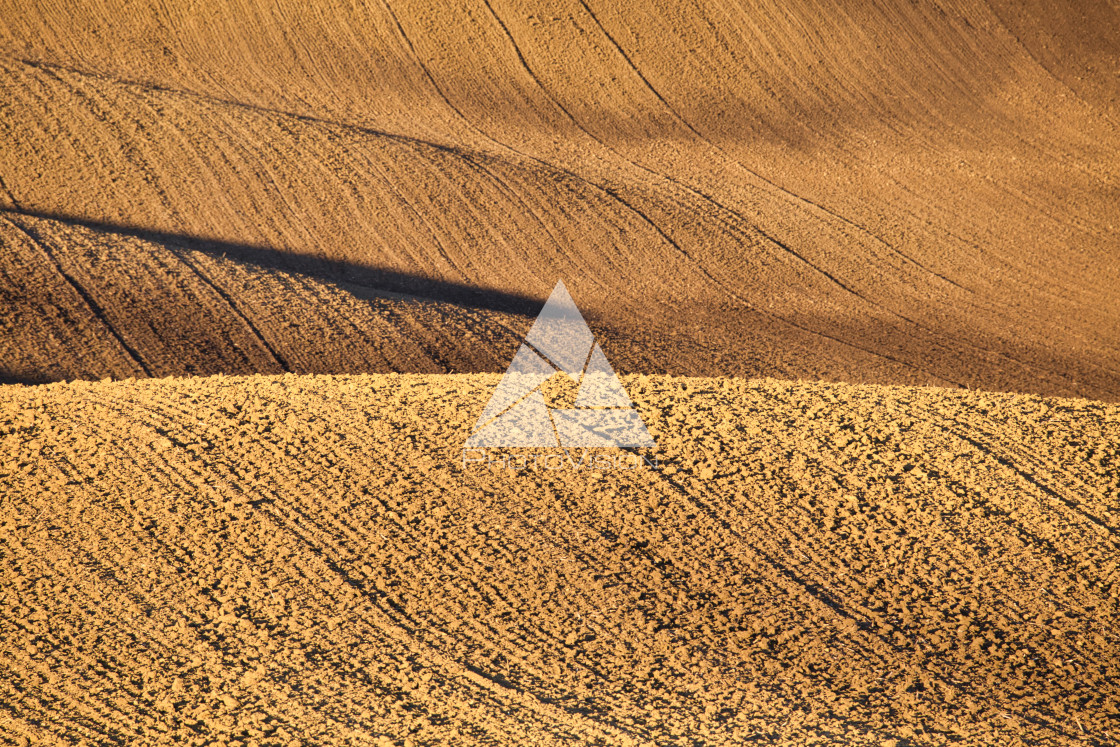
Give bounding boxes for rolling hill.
[1,373,1118,745]
[2,0,1118,397]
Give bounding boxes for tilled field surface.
[1,374,1118,745]
[3,0,1120,396]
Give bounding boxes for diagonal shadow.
[3,207,543,316]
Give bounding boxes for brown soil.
[2,1,1119,397]
[3,2,1119,744]
[2,374,1118,745]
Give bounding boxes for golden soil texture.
[1,374,1118,746]
[2,0,1119,396]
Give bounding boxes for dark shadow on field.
[0,206,735,385]
[0,373,48,386]
[0,206,546,384]
[2,207,1119,402]
[5,207,543,316]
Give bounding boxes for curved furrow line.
[489,0,967,299]
[0,604,140,743]
[0,175,21,210]
[351,139,474,281]
[39,396,499,742]
[652,385,1111,733]
[581,183,970,386]
[298,282,417,372]
[982,1,1119,130]
[7,49,1077,392]
[937,415,1120,543]
[816,0,1116,193]
[0,214,150,377]
[0,468,166,741]
[34,64,180,221]
[568,0,982,291]
[656,468,1084,743]
[138,88,318,252]
[573,0,1117,344]
[9,54,490,277]
[257,444,645,726]
[471,0,792,303]
[46,38,688,314]
[85,386,638,742]
[970,424,1119,521]
[258,505,633,742]
[271,391,786,730]
[358,296,468,374]
[170,249,288,371]
[375,0,963,381]
[755,399,1120,600]
[477,1,1045,393]
[569,1,1110,391]
[240,494,603,743]
[6,54,463,180]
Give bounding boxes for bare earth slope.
[0,210,530,383]
[2,374,1118,745]
[2,0,1119,397]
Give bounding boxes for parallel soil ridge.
[2,1,1119,397]
[2,373,1118,745]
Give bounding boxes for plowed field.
[3,1,1119,744]
[2,374,1117,745]
[3,0,1119,396]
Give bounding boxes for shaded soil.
[2,1,1119,397]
